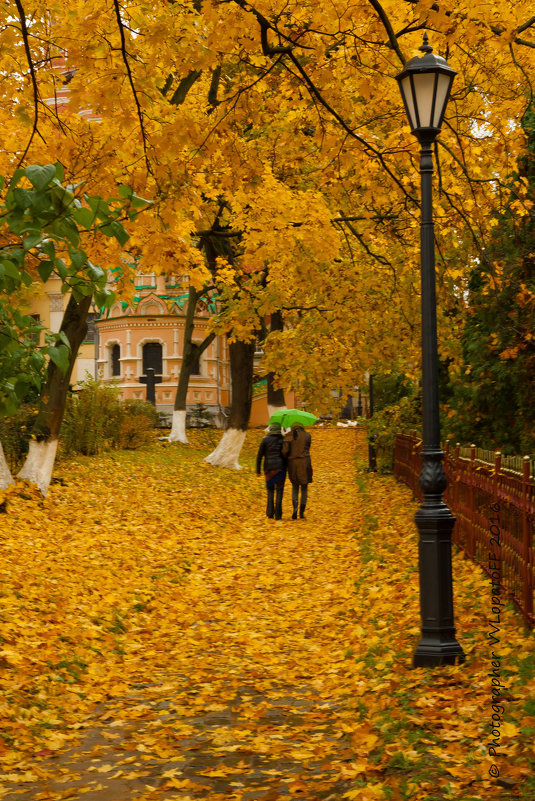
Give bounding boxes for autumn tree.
[445,105,535,454]
[0,163,135,493]
[1,0,534,461]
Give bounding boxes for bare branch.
[366,0,407,63]
[517,16,535,34]
[112,0,153,176]
[13,0,43,167]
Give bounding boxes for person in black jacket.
[256,422,287,520]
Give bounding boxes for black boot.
[292,506,298,520]
[299,504,306,519]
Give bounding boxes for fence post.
[452,442,460,513]
[494,451,501,505]
[468,444,476,559]
[522,456,533,624]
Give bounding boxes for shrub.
[121,399,160,425]
[367,394,422,472]
[60,377,156,456]
[61,377,122,456]
[187,402,213,428]
[119,401,158,449]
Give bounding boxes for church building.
[95,272,230,425]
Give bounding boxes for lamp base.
[413,636,465,667]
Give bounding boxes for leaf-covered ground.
[0,428,534,801]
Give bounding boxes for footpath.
[0,429,533,801]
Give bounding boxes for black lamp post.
[396,34,465,667]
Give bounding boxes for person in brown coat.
[282,423,312,519]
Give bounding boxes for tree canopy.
[0,0,534,408]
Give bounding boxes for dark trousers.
[267,483,284,519]
[292,483,308,510]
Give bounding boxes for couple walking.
[256,422,313,521]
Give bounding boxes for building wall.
[96,310,230,421]
[26,274,288,428]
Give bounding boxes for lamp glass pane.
[400,75,417,129]
[432,72,452,128]
[411,72,436,128]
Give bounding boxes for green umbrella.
[268,408,318,428]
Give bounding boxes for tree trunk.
[204,338,255,469]
[168,285,216,443]
[266,312,286,417]
[18,293,92,495]
[0,442,14,490]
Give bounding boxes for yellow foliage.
[0,0,532,392]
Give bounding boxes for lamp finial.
[419,33,433,54]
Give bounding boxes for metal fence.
[394,432,535,629]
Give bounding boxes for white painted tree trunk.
[267,403,287,419]
[167,410,189,444]
[0,443,14,490]
[18,439,59,497]
[204,428,246,469]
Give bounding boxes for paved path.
[1,429,367,801]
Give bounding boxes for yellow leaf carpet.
[0,429,534,800]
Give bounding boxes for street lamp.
[396,34,465,667]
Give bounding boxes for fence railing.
[394,432,535,629]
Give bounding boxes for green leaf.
[54,162,65,182]
[86,195,110,220]
[8,167,25,189]
[25,164,56,191]
[73,207,96,229]
[102,220,129,246]
[58,331,71,350]
[41,239,56,259]
[59,218,80,247]
[87,262,105,282]
[38,260,55,282]
[0,260,21,281]
[29,351,45,371]
[12,187,34,209]
[55,258,68,281]
[0,327,13,350]
[23,231,43,251]
[94,286,116,308]
[47,344,70,374]
[69,249,88,271]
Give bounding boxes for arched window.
[111,344,121,376]
[142,342,162,375]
